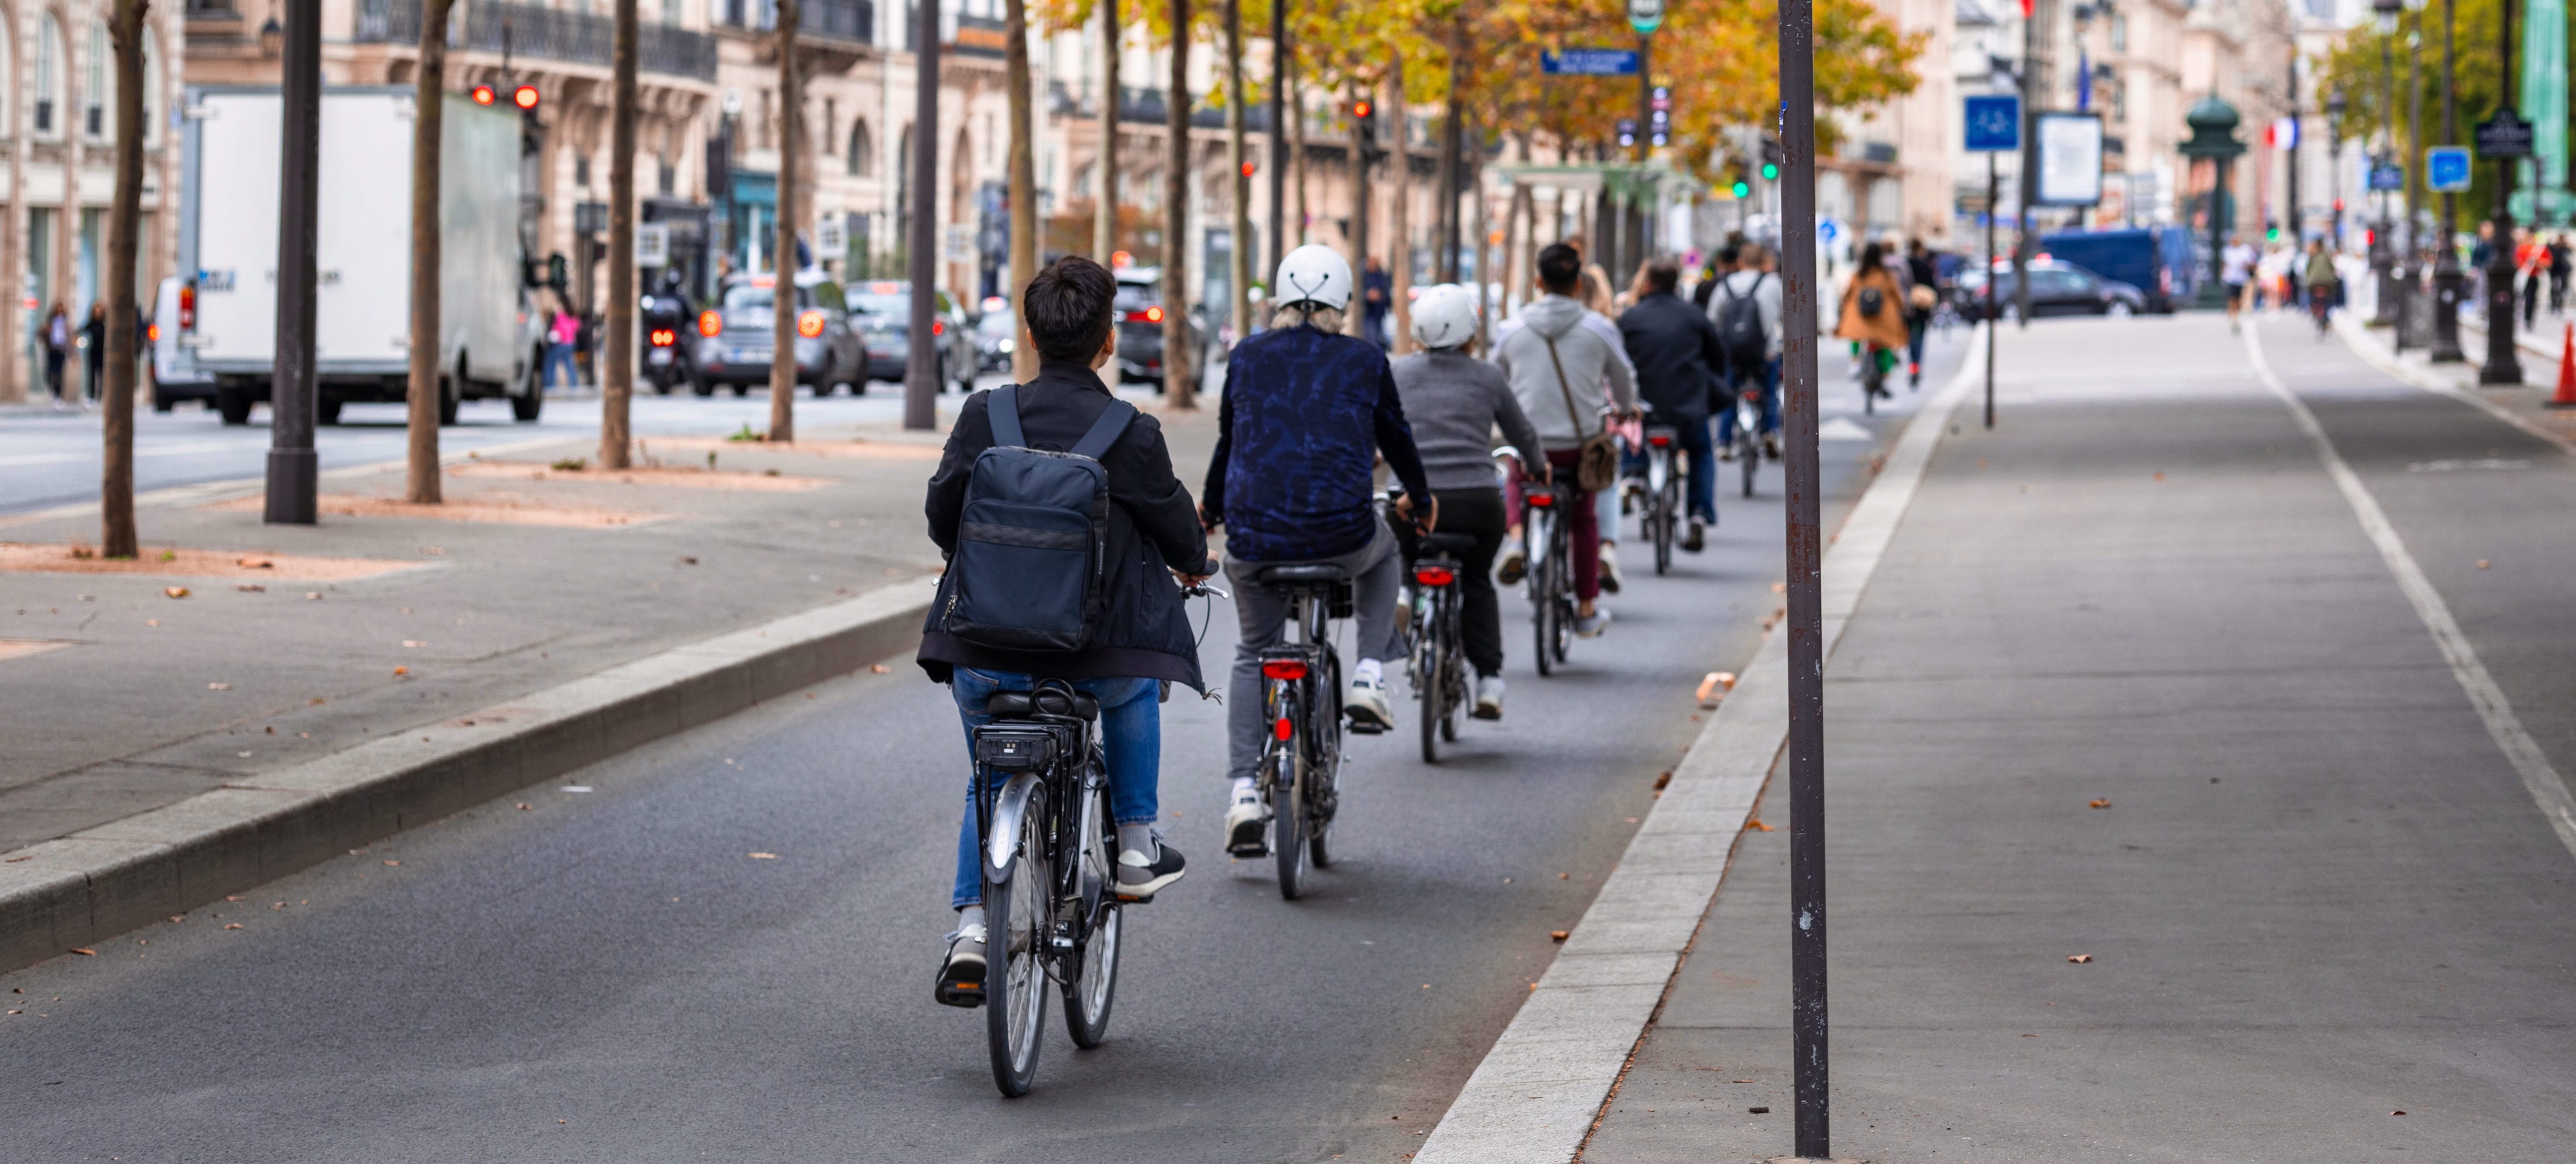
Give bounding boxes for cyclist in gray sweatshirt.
[1388,284,1546,719]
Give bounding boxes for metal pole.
[2403,25,2423,348]
[266,0,321,525]
[2478,0,2523,383]
[2377,29,2400,324]
[1778,0,1828,1153]
[1985,151,1997,430]
[905,0,940,429]
[2287,57,2302,243]
[2014,1,2036,328]
[1268,0,1285,283]
[2430,0,2465,361]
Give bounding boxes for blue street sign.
[1541,48,1641,76]
[1965,94,2021,153]
[2426,146,2472,193]
[2368,161,2404,191]
[1820,218,1841,243]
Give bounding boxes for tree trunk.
[1507,178,1530,317]
[769,0,800,442]
[1345,82,1367,338]
[406,0,454,505]
[1094,0,1118,260]
[1385,61,1410,353]
[1006,0,1037,380]
[1434,31,1460,284]
[1470,117,1492,351]
[100,0,150,556]
[1290,59,1306,246]
[1162,0,1194,407]
[1224,0,1248,347]
[601,0,638,468]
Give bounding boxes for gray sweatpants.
[1223,521,1404,782]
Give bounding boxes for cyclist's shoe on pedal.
[1598,547,1624,594]
[1344,672,1396,732]
[1763,434,1781,461]
[1719,444,1737,462]
[933,924,988,1008]
[1224,791,1270,856]
[1115,841,1186,901]
[1575,608,1613,638]
[1497,543,1528,585]
[1472,675,1505,720]
[1683,520,1706,553]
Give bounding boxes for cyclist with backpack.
[1494,242,1640,638]
[1615,257,1727,553]
[1390,283,1548,719]
[1837,240,1909,403]
[1203,244,1434,854]
[918,255,1213,1002]
[1710,243,1783,461]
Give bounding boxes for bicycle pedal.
[1228,840,1271,857]
[1346,721,1387,736]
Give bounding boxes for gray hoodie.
[1390,348,1546,492]
[1492,294,1639,449]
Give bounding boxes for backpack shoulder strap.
[1069,398,1138,461]
[986,385,1027,449]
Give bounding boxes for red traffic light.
[1240,160,1256,178]
[1351,99,1372,120]
[471,84,496,106]
[512,85,540,111]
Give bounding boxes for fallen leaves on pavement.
[2088,799,2111,809]
[68,948,94,956]
[748,852,778,860]
[1744,818,1774,832]
[2067,954,2092,964]
[164,587,190,599]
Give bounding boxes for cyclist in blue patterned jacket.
[1201,244,1433,854]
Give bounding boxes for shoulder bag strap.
[1539,335,1592,439]
[986,384,1026,449]
[1069,398,1139,460]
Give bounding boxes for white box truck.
[167,85,536,426]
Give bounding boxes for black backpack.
[1714,273,1768,367]
[943,384,1137,652]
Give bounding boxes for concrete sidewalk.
[1575,313,2576,1161]
[0,395,1213,967]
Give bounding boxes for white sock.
[1117,822,1155,856]
[957,904,985,934]
[1232,776,1259,801]
[1353,658,1384,685]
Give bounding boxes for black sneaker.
[1682,520,1705,553]
[933,925,987,1008]
[1116,841,1187,901]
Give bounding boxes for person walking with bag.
[1493,242,1639,638]
[1836,241,1908,404]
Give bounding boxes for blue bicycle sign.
[1965,95,2021,153]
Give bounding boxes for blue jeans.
[1716,358,1782,444]
[544,341,581,389]
[948,669,1161,909]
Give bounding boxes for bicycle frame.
[972,684,1108,970]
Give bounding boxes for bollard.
[2554,323,2576,410]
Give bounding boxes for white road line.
[2246,322,2576,861]
[1412,324,1986,1164]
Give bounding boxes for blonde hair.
[1271,301,1345,333]
[1578,264,1615,315]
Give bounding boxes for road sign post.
[1965,94,2019,432]
[1778,0,1830,1157]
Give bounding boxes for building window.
[576,156,591,186]
[35,17,60,136]
[659,158,676,194]
[84,22,106,138]
[663,0,681,24]
[2111,15,2127,52]
[823,98,836,154]
[847,119,873,177]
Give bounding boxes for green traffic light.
[1761,163,1779,180]
[1732,181,1751,199]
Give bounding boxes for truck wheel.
[729,383,748,397]
[317,397,343,425]
[437,376,461,426]
[216,382,253,426]
[690,375,715,398]
[511,381,543,422]
[152,391,174,413]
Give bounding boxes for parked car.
[1112,267,1178,390]
[2037,227,2197,312]
[842,281,977,393]
[973,296,1015,373]
[1954,259,2148,321]
[691,272,864,396]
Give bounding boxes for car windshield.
[976,314,1014,338]
[1113,283,1159,312]
[721,283,814,312]
[847,292,910,317]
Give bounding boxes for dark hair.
[1537,243,1582,294]
[1642,258,1680,294]
[1714,242,1741,268]
[1022,255,1117,363]
[1857,241,1886,273]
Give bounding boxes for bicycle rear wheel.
[983,783,1050,1096]
[1653,460,1677,574]
[1529,513,1556,677]
[1274,740,1309,898]
[1063,778,1120,1049]
[1549,540,1573,664]
[1417,622,1442,763]
[1741,428,1759,496]
[1310,653,1341,869]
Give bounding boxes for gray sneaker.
[1472,675,1505,720]
[1575,608,1613,638]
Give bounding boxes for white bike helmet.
[1273,244,1354,311]
[1409,283,1479,350]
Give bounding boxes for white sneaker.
[1497,543,1527,584]
[1598,546,1624,594]
[1345,672,1395,731]
[1473,675,1504,720]
[1224,792,1269,855]
[1575,608,1613,638]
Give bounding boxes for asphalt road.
[0,336,1963,1162]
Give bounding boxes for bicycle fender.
[984,772,1044,884]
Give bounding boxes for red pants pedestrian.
[1502,447,1602,602]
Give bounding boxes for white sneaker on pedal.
[1575,608,1613,638]
[1598,546,1624,594]
[1224,791,1269,855]
[1497,543,1527,585]
[1344,672,1396,731]
[1473,675,1505,720]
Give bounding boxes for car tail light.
[178,281,196,331]
[1647,433,1671,447]
[1527,492,1554,508]
[697,310,722,338]
[797,310,826,338]
[1145,305,1165,323]
[1274,716,1294,740]
[1262,659,1308,680]
[147,323,160,342]
[1414,566,1455,587]
[931,319,946,337]
[648,328,676,348]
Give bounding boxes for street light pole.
[2401,24,2423,349]
[2372,16,2399,325]
[905,0,941,429]
[265,0,321,525]
[2479,0,2522,384]
[1777,0,1829,1154]
[2429,0,2466,362]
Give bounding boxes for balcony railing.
[355,0,719,82]
[717,0,874,44]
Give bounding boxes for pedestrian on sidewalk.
[1904,238,1939,388]
[41,303,68,403]
[543,297,582,391]
[2221,235,2255,331]
[2518,229,2545,331]
[2548,234,2570,316]
[1836,240,1908,403]
[80,301,106,403]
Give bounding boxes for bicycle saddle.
[1418,532,1479,556]
[985,689,1100,721]
[1253,562,1352,585]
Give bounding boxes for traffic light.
[1350,98,1377,155]
[1761,160,1780,181]
[1648,85,1671,148]
[512,85,540,112]
[1732,179,1751,199]
[1616,118,1638,149]
[471,84,497,106]
[1760,137,1783,181]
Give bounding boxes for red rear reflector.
[649,328,676,347]
[1274,717,1293,741]
[1413,567,1455,587]
[697,310,722,337]
[932,319,945,336]
[1261,660,1308,680]
[1648,434,1671,446]
[1527,493,1554,508]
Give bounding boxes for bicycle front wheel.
[1063,778,1120,1049]
[983,783,1051,1096]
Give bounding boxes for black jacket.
[918,361,1213,690]
[1615,291,1728,423]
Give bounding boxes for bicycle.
[1728,384,1764,498]
[1522,474,1576,676]
[1405,529,1478,761]
[1636,424,1681,575]
[1241,563,1356,899]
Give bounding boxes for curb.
[2329,312,2576,457]
[0,577,936,974]
[1411,327,1985,1164]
